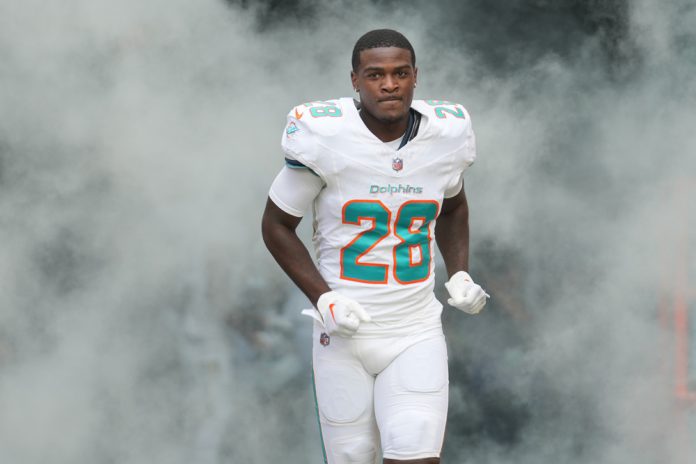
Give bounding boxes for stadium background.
[0,0,694,462]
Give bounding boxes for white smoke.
[0,0,694,463]
[0,1,303,462]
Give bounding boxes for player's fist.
[316,291,372,337]
[444,271,489,315]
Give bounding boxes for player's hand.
[315,291,372,337]
[444,271,489,315]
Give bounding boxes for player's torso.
[298,98,466,336]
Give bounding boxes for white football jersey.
[282,97,476,338]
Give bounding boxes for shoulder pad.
[280,98,349,177]
[412,99,476,168]
[289,98,347,136]
[412,99,472,138]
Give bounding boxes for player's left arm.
[435,185,489,314]
[435,187,469,277]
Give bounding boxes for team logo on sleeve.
[392,157,403,172]
[286,121,300,137]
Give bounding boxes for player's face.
[351,47,417,125]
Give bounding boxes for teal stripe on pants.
[312,367,328,464]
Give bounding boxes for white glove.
[303,291,372,337]
[444,271,489,315]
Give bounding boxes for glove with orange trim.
[313,291,372,337]
[444,271,489,315]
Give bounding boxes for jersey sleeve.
[412,100,476,196]
[454,106,476,169]
[412,99,477,170]
[274,100,347,214]
[268,166,324,217]
[281,107,316,168]
[280,102,340,181]
[443,176,463,198]
[443,111,476,197]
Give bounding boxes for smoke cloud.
[0,0,694,463]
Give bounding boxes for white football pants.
[312,325,448,463]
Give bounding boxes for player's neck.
[358,109,409,143]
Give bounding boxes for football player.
[261,29,488,464]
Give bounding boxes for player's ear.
[413,66,418,87]
[350,70,358,92]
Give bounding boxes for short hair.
[351,29,416,71]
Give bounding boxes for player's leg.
[313,329,381,464]
[374,334,449,463]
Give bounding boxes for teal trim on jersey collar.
[312,368,329,464]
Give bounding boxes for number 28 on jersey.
[340,199,439,285]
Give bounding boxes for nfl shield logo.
[392,157,403,172]
[320,332,330,346]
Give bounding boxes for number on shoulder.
[302,100,343,118]
[425,99,466,119]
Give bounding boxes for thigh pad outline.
[316,364,372,424]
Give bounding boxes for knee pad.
[377,336,449,459]
[328,435,378,464]
[381,410,443,458]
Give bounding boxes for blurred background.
[0,0,694,462]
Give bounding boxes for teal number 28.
[340,200,439,284]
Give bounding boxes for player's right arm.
[261,180,372,335]
[264,103,333,306]
[262,102,370,335]
[261,195,330,307]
